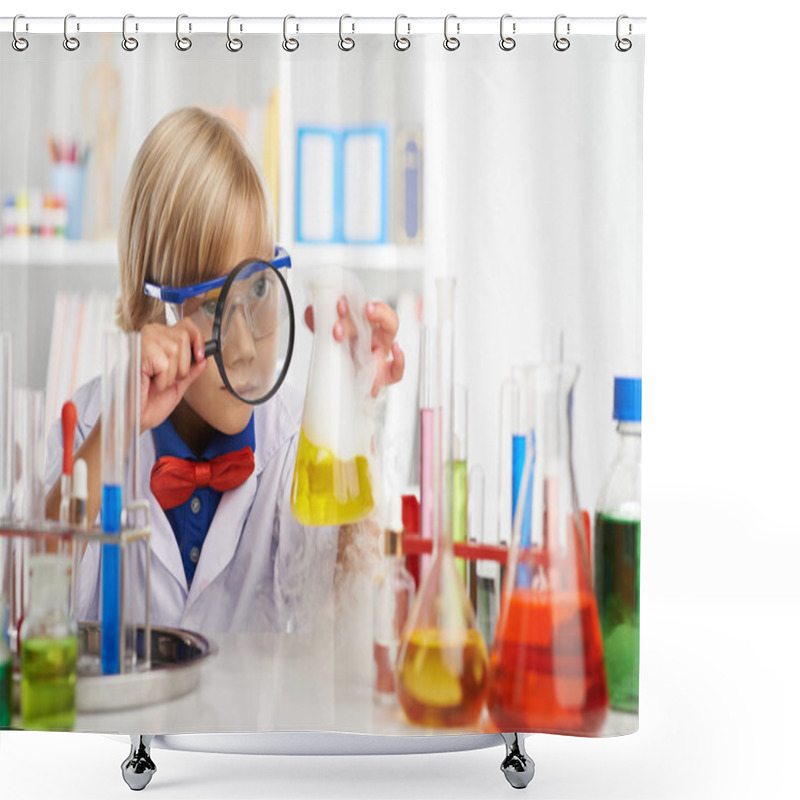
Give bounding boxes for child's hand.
[139,320,207,431]
[304,298,405,396]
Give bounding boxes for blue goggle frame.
[143,245,291,304]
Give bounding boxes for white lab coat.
[45,377,339,636]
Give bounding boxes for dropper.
[59,402,77,525]
[69,459,88,530]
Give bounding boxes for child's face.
[181,230,272,435]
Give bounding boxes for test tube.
[8,389,46,654]
[467,464,484,612]
[452,384,468,582]
[497,375,521,595]
[100,330,140,675]
[537,328,564,555]
[511,366,534,587]
[435,277,455,556]
[12,389,45,526]
[469,464,500,646]
[418,325,437,578]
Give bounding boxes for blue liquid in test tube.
[101,483,121,675]
[512,432,534,585]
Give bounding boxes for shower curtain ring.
[615,15,632,51]
[282,15,299,52]
[122,15,139,51]
[176,14,192,51]
[499,14,516,51]
[553,14,570,52]
[12,15,29,52]
[443,14,460,51]
[339,15,355,51]
[63,13,80,51]
[226,15,243,52]
[394,15,411,51]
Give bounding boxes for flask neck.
[531,363,578,467]
[512,362,582,562]
[615,421,642,462]
[26,555,71,622]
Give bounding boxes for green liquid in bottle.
[21,636,78,730]
[0,657,12,728]
[594,512,640,712]
[451,460,468,582]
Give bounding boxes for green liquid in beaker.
[0,657,12,727]
[594,512,640,712]
[21,636,78,730]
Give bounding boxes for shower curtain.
[0,19,643,739]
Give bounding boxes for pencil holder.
[50,162,85,240]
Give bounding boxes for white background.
[2,1,798,799]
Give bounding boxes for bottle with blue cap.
[594,376,641,713]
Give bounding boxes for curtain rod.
[1,16,646,37]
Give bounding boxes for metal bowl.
[76,623,218,713]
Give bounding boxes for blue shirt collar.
[152,412,256,461]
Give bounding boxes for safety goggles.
[143,246,291,333]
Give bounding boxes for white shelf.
[0,238,118,267]
[289,243,426,272]
[0,239,425,272]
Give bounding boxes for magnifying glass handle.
[191,340,219,363]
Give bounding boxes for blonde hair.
[117,107,275,331]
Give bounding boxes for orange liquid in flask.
[397,628,488,728]
[488,589,608,734]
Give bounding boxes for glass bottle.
[20,553,78,730]
[488,362,608,735]
[291,267,376,526]
[373,497,416,706]
[396,278,489,728]
[594,376,641,713]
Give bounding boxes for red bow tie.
[150,447,255,511]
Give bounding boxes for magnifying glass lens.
[207,259,295,405]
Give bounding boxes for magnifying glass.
[145,250,296,405]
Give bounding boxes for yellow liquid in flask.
[397,628,488,728]
[290,430,375,526]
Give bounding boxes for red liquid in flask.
[488,589,608,735]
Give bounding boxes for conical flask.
[396,278,488,728]
[291,267,376,526]
[488,362,609,735]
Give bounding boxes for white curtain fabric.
[0,30,643,736]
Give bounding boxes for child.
[44,107,404,635]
